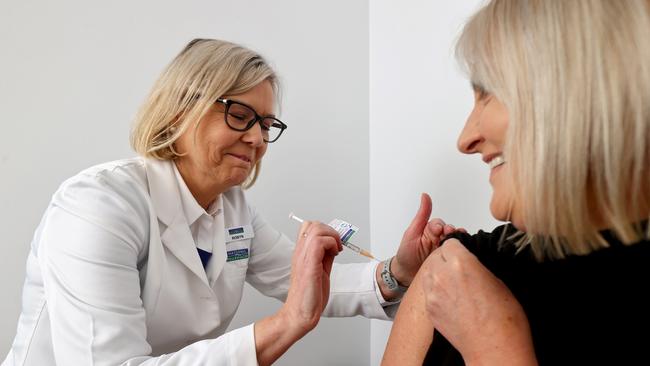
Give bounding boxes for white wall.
[0,1,370,365]
[1,0,501,364]
[368,1,497,364]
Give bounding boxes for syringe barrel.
[342,242,362,253]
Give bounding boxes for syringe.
[289,212,379,261]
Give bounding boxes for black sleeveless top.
[423,224,650,365]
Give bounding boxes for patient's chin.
[489,199,510,223]
[490,199,526,231]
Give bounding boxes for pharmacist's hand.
[282,221,342,334]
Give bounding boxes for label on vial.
[328,219,359,243]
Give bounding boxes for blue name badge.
[226,225,254,243]
[226,248,249,262]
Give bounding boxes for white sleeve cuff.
[226,324,258,366]
[152,323,259,365]
[324,262,392,320]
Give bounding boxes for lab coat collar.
[173,162,206,227]
[172,162,223,227]
[145,158,180,227]
[145,158,210,286]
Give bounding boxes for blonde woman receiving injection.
[383,0,650,365]
[3,39,458,366]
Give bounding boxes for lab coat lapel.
[207,198,227,286]
[145,159,209,286]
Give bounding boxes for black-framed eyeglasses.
[215,98,287,143]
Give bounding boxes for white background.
[369,1,495,364]
[0,0,493,364]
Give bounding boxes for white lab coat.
[3,158,394,366]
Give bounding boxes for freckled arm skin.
[381,268,434,366]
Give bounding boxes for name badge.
[227,248,249,262]
[226,225,254,243]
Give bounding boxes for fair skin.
[173,80,459,365]
[458,87,524,228]
[382,89,537,365]
[174,82,271,209]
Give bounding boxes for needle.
[288,212,379,261]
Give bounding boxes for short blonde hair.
[130,38,279,188]
[456,0,650,259]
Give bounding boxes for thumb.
[406,193,432,235]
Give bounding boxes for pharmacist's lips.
[228,153,252,163]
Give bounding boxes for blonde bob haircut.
[456,0,650,259]
[130,38,279,188]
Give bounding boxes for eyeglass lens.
[225,103,283,142]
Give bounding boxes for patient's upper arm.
[382,263,435,365]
